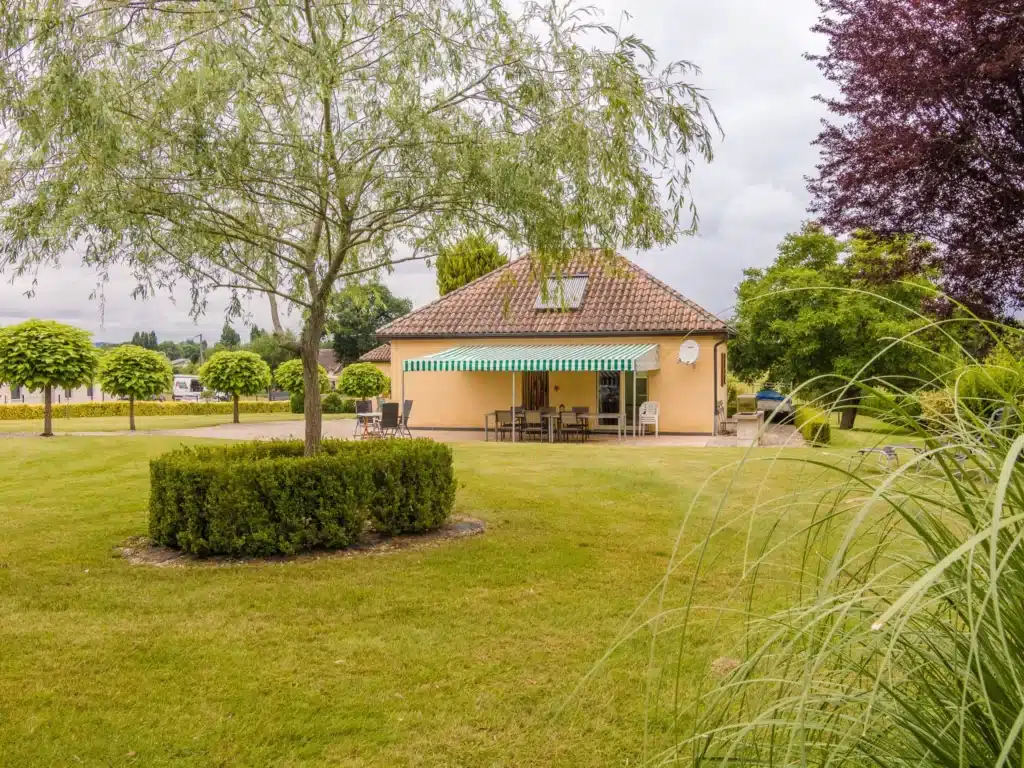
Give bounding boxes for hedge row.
[149,439,456,557]
[795,405,831,447]
[290,392,358,414]
[0,400,290,420]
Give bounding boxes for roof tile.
[378,253,729,338]
[358,343,391,363]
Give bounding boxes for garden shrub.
[918,389,956,425]
[794,405,830,446]
[289,391,304,414]
[860,388,923,424]
[149,439,455,556]
[322,392,355,414]
[0,400,289,420]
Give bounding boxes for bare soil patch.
[117,516,486,568]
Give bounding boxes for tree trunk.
[301,306,327,456]
[129,395,136,432]
[42,384,53,437]
[838,387,861,430]
[233,394,240,424]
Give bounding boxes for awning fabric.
[403,343,660,373]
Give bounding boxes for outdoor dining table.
[484,410,624,443]
[355,411,381,439]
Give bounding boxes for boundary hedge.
[149,439,456,557]
[0,400,289,420]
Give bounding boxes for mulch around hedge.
[117,516,486,568]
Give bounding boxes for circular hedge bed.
[149,439,456,557]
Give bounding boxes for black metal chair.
[399,400,413,438]
[374,402,401,438]
[559,410,585,443]
[495,410,515,441]
[354,399,375,438]
[523,410,545,441]
[572,406,590,440]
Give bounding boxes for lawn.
[0,437,852,766]
[0,411,354,434]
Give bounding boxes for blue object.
[756,388,786,401]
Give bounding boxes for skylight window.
[535,275,589,310]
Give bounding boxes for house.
[0,381,111,405]
[317,349,344,389]
[358,343,391,378]
[376,253,733,435]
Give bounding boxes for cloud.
[0,0,827,339]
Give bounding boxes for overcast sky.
[0,0,829,344]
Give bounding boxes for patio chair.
[495,410,515,442]
[559,410,585,443]
[354,399,375,438]
[399,400,413,438]
[374,402,401,438]
[572,406,591,439]
[638,401,660,437]
[523,410,545,441]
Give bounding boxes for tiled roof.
[359,343,391,363]
[378,253,730,338]
[317,349,343,374]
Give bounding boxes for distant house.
[358,343,391,378]
[375,252,733,435]
[318,349,344,389]
[0,381,110,405]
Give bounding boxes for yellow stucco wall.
[391,335,728,434]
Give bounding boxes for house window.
[11,386,21,400]
[87,384,94,399]
[64,388,73,399]
[535,275,588,310]
[720,352,726,387]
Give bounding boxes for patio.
[146,419,803,447]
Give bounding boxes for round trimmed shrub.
[338,362,389,399]
[149,439,456,556]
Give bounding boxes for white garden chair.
[638,401,660,436]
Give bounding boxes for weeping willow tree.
[0,0,717,454]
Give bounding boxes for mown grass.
[0,411,353,434]
[0,437,850,766]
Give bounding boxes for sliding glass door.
[597,372,649,424]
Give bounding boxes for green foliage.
[436,233,508,295]
[730,225,957,420]
[677,389,1024,766]
[0,0,718,454]
[199,351,272,397]
[0,400,289,420]
[149,440,455,556]
[98,345,173,401]
[248,330,299,370]
[322,392,355,414]
[289,392,304,414]
[0,320,99,392]
[338,363,389,399]
[274,358,330,394]
[954,346,1024,418]
[918,389,956,425]
[794,405,831,446]
[219,324,241,349]
[131,331,159,349]
[329,283,411,366]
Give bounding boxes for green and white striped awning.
[403,343,660,373]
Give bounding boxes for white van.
[172,375,203,401]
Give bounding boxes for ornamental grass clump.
[637,327,1024,766]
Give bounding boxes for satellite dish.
[678,340,700,365]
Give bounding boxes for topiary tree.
[435,233,508,296]
[98,344,173,431]
[274,358,330,396]
[0,320,99,436]
[199,351,273,424]
[338,363,390,401]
